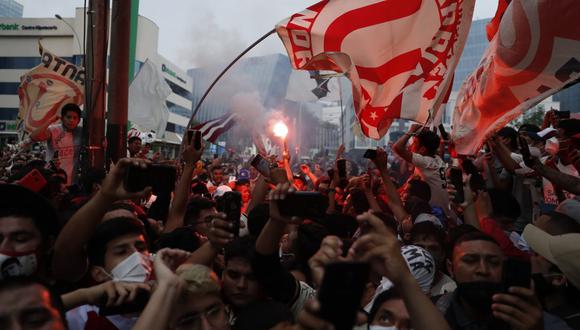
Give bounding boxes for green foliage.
[511,106,545,128]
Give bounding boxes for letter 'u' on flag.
[128,59,172,138]
[451,0,580,155]
[18,43,85,134]
[276,0,475,140]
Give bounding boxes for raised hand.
[153,248,191,285]
[308,236,350,288]
[84,281,151,307]
[100,158,152,201]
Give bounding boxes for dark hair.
[518,124,540,134]
[410,222,446,250]
[155,226,201,252]
[83,168,106,194]
[488,188,521,220]
[224,236,256,265]
[496,127,519,150]
[87,217,146,266]
[247,203,270,238]
[368,287,402,324]
[406,179,431,202]
[60,103,81,118]
[191,181,210,196]
[128,136,142,144]
[184,197,216,224]
[0,277,66,322]
[372,211,398,235]
[451,231,499,258]
[404,196,433,222]
[416,130,441,155]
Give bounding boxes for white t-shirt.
[46,123,82,185]
[411,153,449,210]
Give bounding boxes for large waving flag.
[451,0,580,155]
[192,113,237,143]
[128,59,171,138]
[276,0,475,139]
[18,44,85,133]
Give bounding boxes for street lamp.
[55,14,83,65]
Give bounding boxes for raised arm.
[373,148,408,222]
[527,157,580,195]
[393,124,421,163]
[30,115,58,141]
[351,212,451,330]
[164,138,203,233]
[51,158,151,282]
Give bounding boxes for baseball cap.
[522,224,580,289]
[555,199,580,224]
[212,185,232,198]
[237,169,250,183]
[415,213,443,228]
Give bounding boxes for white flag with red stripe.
[276,0,475,139]
[192,113,237,143]
[451,0,580,155]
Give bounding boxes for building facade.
[0,7,192,147]
[0,0,23,18]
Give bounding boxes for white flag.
[128,59,171,138]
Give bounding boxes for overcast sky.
[19,0,498,69]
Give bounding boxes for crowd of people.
[0,103,579,330]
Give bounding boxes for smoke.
[179,8,247,68]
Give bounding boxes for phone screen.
[447,167,464,204]
[250,154,270,177]
[337,159,347,178]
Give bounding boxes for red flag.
[451,0,580,155]
[192,113,237,143]
[276,0,475,139]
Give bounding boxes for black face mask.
[456,281,504,314]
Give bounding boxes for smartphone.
[124,164,177,194]
[53,150,59,159]
[519,136,531,160]
[250,154,271,177]
[18,169,47,192]
[99,288,150,316]
[187,130,194,144]
[216,191,242,238]
[337,159,347,179]
[363,149,377,160]
[503,258,531,290]
[461,159,486,192]
[447,167,464,204]
[277,192,328,219]
[318,262,370,330]
[193,130,202,150]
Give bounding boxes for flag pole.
[187,28,276,128]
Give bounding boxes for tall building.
[0,0,23,18]
[188,54,292,125]
[0,8,192,148]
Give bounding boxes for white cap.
[213,185,232,198]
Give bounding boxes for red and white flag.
[451,0,580,155]
[276,0,475,139]
[192,113,237,143]
[18,44,84,133]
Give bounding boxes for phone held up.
[124,164,177,194]
[216,191,242,238]
[363,149,377,160]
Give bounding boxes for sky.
[19,0,498,69]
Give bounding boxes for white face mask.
[109,251,152,282]
[0,252,38,280]
[545,137,560,156]
[529,146,542,158]
[369,326,397,330]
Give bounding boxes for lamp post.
[54,14,83,65]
